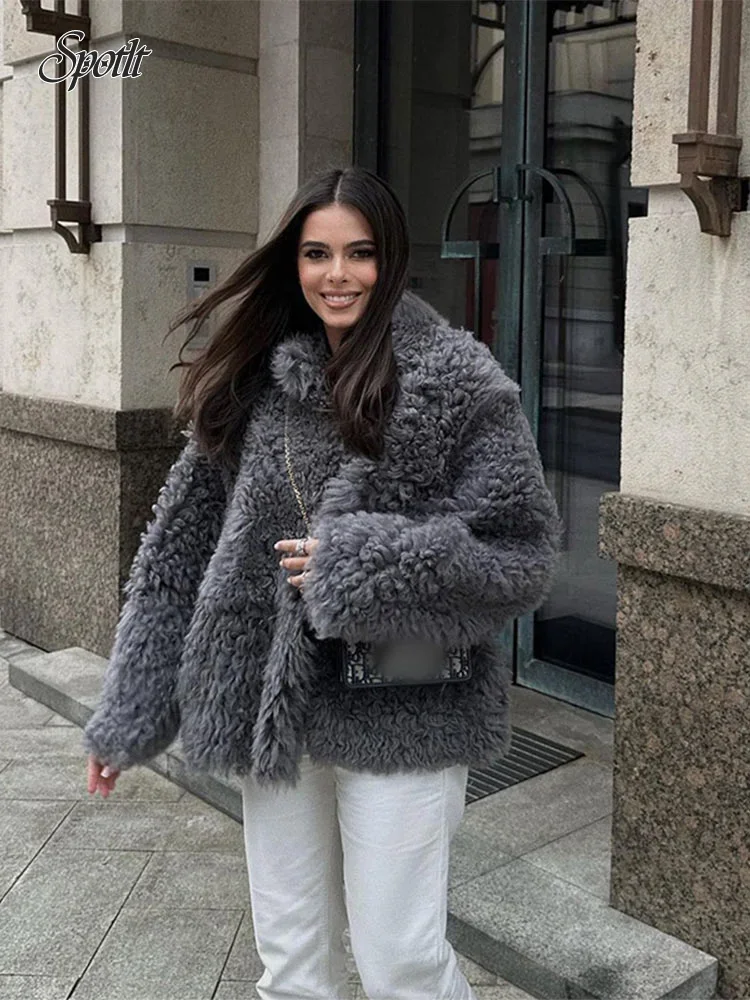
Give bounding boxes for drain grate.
[466,727,584,803]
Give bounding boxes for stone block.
[46,798,245,853]
[304,45,352,142]
[260,40,299,140]
[0,849,149,977]
[608,560,750,998]
[261,0,299,52]
[0,800,74,899]
[214,982,259,1000]
[121,242,252,410]
[124,851,250,911]
[122,57,258,232]
[522,815,612,901]
[448,859,718,1000]
[0,727,86,759]
[0,756,182,803]
[0,685,54,729]
[456,758,612,859]
[0,975,79,999]
[222,910,265,983]
[123,0,259,60]
[70,905,243,1000]
[301,0,354,52]
[0,241,122,401]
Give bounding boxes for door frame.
[504,0,616,717]
[352,0,617,718]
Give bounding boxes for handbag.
[282,399,473,688]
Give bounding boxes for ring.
[294,538,307,557]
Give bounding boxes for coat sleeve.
[301,381,563,647]
[81,434,228,771]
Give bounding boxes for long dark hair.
[166,166,410,473]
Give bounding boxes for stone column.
[599,2,750,996]
[0,0,352,656]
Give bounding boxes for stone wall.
[602,1,750,995]
[0,0,353,653]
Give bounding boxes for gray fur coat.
[82,291,562,789]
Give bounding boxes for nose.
[327,254,347,282]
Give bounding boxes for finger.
[87,759,99,794]
[280,555,308,571]
[289,572,306,588]
[274,539,302,553]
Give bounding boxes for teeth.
[323,294,358,302]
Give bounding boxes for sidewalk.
[0,649,533,1000]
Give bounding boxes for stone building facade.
[0,0,747,996]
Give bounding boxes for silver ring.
[294,538,306,557]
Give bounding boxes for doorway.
[353,0,644,716]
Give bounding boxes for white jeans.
[238,753,477,1000]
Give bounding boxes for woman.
[83,166,562,1000]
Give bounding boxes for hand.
[87,753,120,798]
[274,537,319,589]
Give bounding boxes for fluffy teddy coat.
[82,291,563,788]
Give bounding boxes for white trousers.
[238,753,478,1000]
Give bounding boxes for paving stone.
[458,758,612,859]
[45,797,246,853]
[448,859,717,1000]
[0,757,183,802]
[0,849,150,977]
[473,986,537,999]
[0,636,44,661]
[450,825,513,890]
[510,679,614,766]
[125,851,250,911]
[222,910,265,982]
[0,975,78,999]
[458,951,498,985]
[0,800,74,900]
[6,650,110,739]
[166,750,243,822]
[0,686,54,728]
[522,814,612,901]
[214,983,260,1000]
[70,906,243,1000]
[43,713,75,727]
[0,727,86,759]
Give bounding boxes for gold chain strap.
[283,399,312,536]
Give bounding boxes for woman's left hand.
[274,537,320,589]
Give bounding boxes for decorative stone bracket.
[672,0,744,237]
[19,0,101,253]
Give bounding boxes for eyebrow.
[299,239,376,250]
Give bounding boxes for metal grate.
[466,727,584,803]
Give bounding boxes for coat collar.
[268,290,449,404]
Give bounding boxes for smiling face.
[297,202,378,352]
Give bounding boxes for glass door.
[353,0,643,717]
[513,0,642,716]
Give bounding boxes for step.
[4,638,718,1000]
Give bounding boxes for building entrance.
[354,0,643,715]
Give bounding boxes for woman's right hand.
[87,753,121,798]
